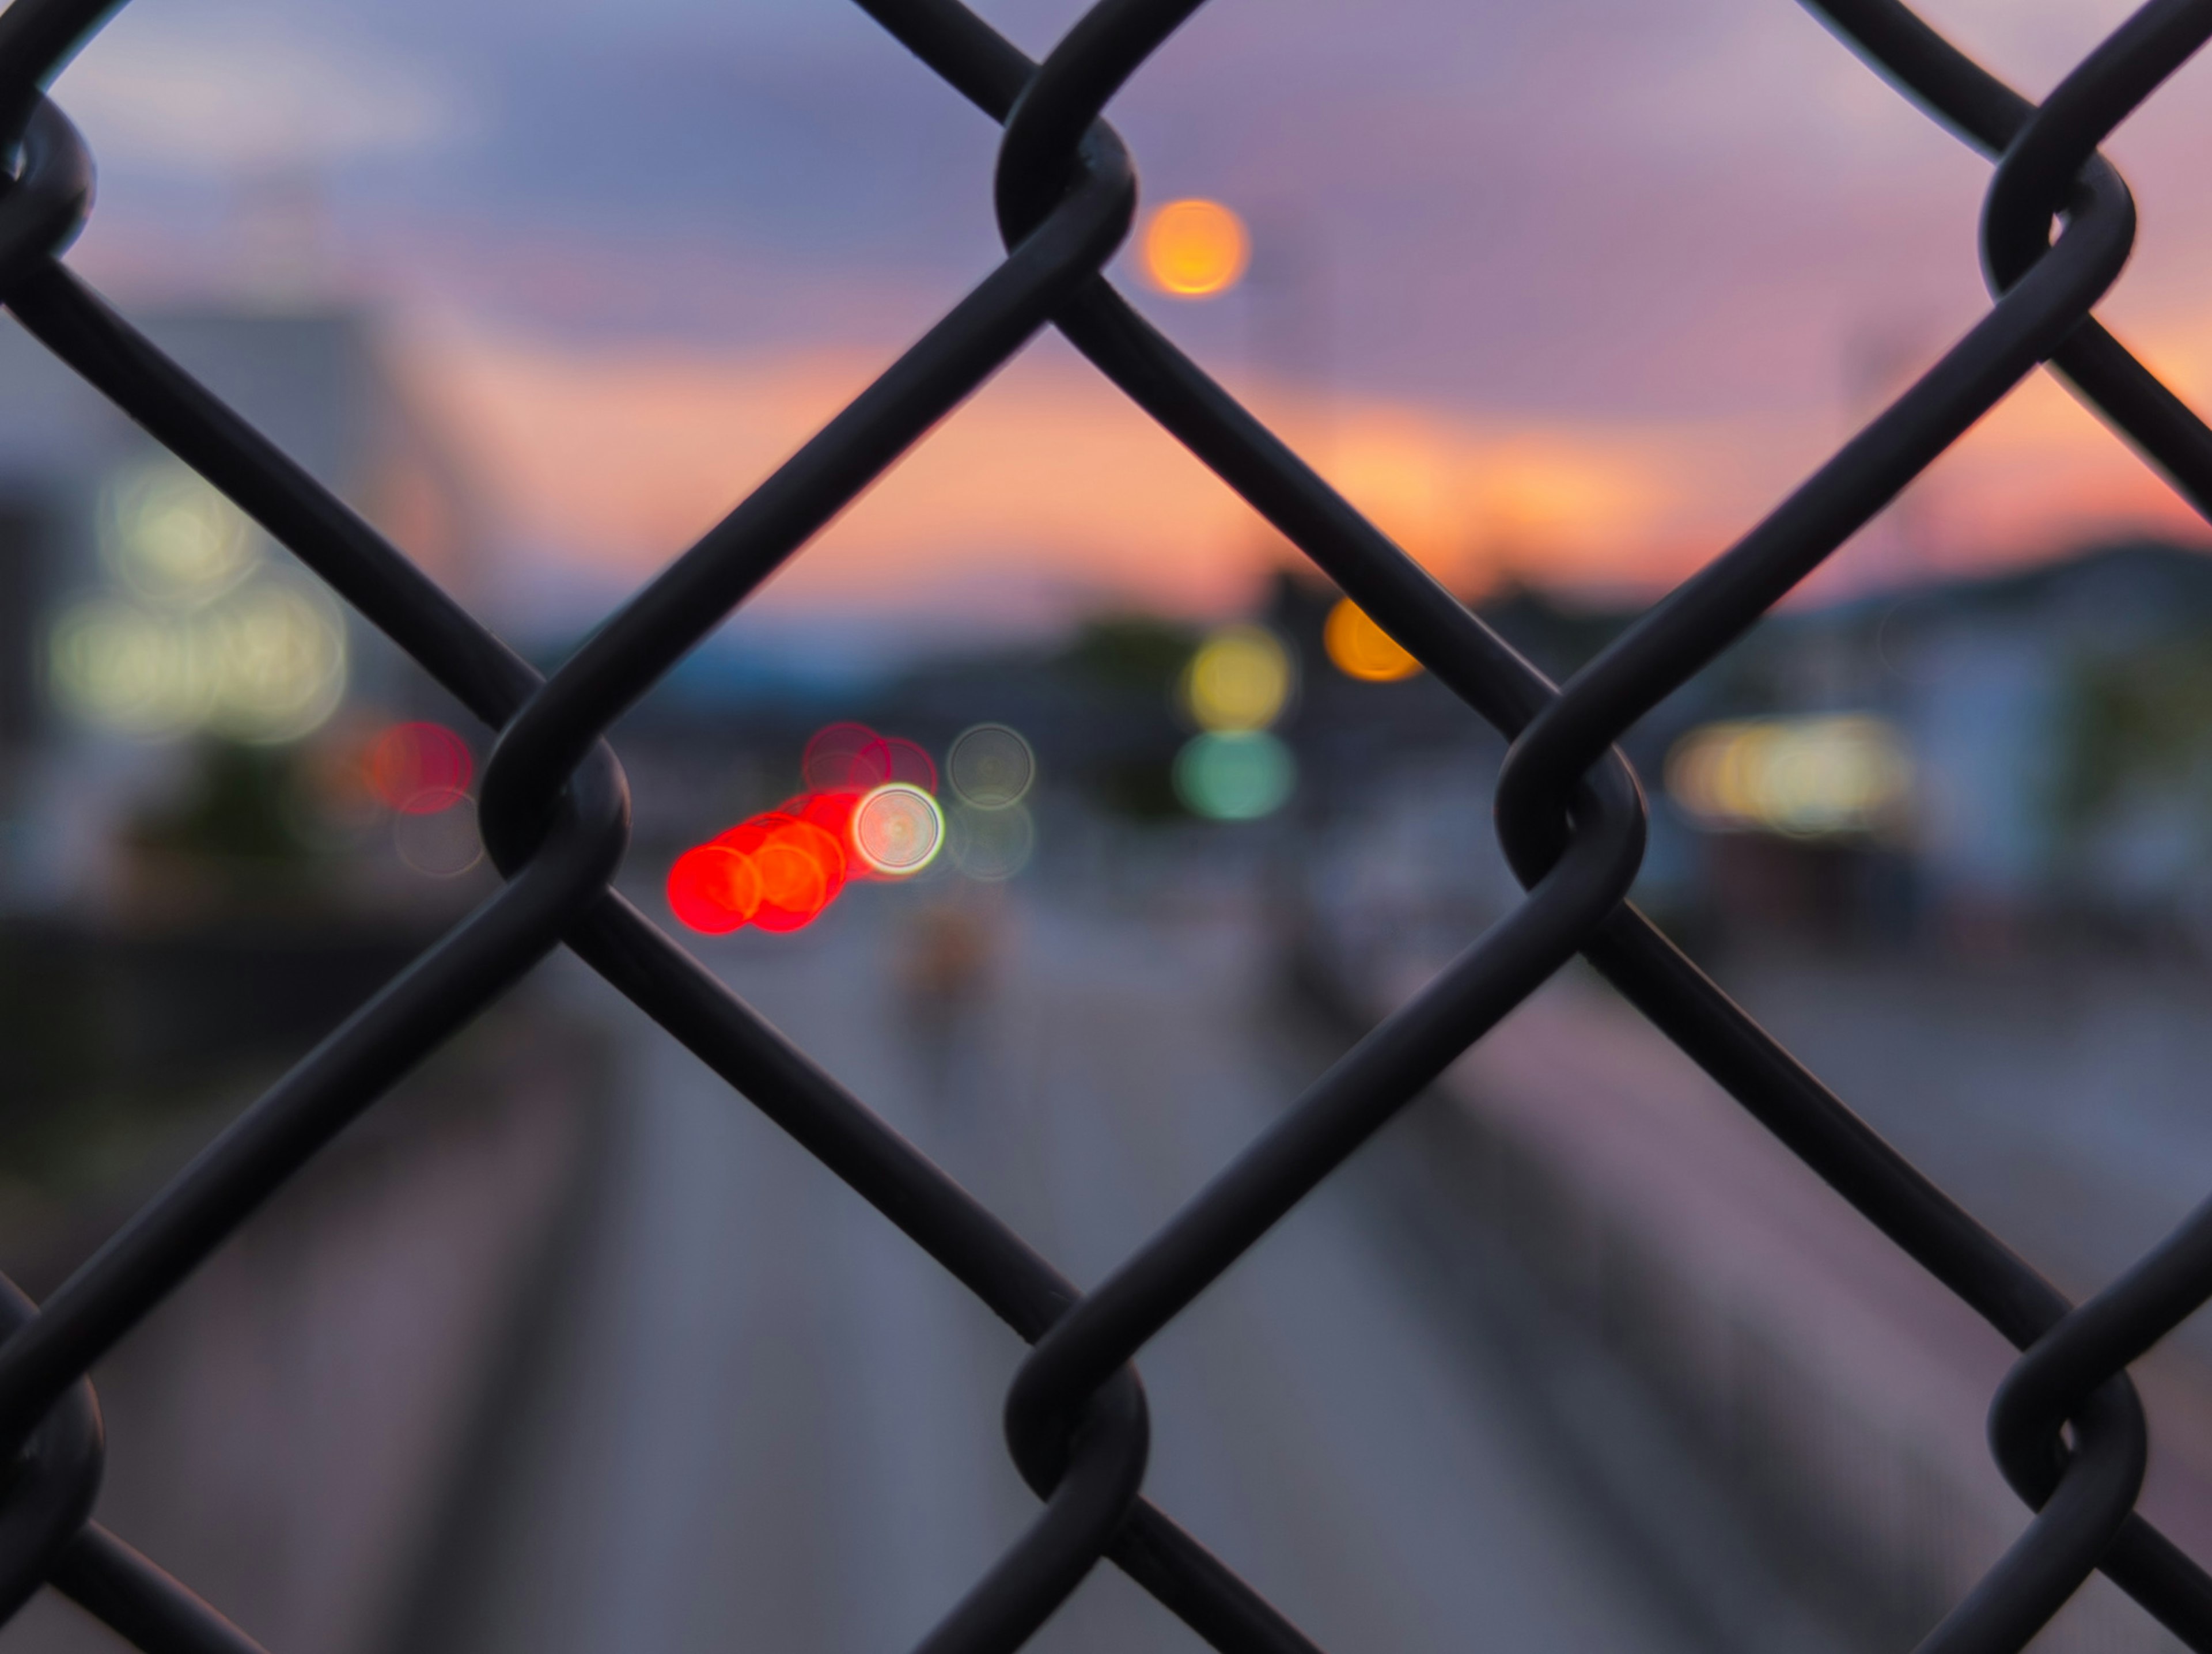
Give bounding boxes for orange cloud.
[397,314,2212,627]
[406,326,1259,617]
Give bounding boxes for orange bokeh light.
[366,721,474,814]
[1323,597,1422,682]
[753,818,846,931]
[1142,200,1249,298]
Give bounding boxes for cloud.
[50,0,2212,636]
[52,14,463,175]
[393,306,2212,635]
[395,316,1798,625]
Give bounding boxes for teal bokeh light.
[1173,731,1295,821]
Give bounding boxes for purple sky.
[38,0,2212,629]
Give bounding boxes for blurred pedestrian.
[895,899,998,1109]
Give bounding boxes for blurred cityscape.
[2,271,2212,1654]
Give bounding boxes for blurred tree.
[1059,614,1198,696]
[2051,636,2212,876]
[126,739,319,871]
[2056,643,2212,821]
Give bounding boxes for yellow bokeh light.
[1323,598,1421,683]
[102,460,262,609]
[48,600,214,737]
[48,575,347,745]
[1142,199,1249,298]
[1182,625,1292,732]
[204,580,349,743]
[1665,715,1912,838]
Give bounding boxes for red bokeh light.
[664,724,945,936]
[802,723,882,792]
[779,790,871,875]
[800,788,861,848]
[665,845,762,934]
[713,812,791,856]
[366,722,474,814]
[668,810,846,934]
[801,723,938,794]
[859,735,937,793]
[753,819,846,931]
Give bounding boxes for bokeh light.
[1142,199,1249,298]
[1175,730,1296,820]
[802,722,937,792]
[952,803,1035,881]
[366,722,475,814]
[1182,625,1293,732]
[204,581,348,742]
[753,818,847,931]
[947,723,1035,809]
[48,574,347,743]
[1323,598,1422,682]
[48,600,215,737]
[798,788,862,840]
[713,812,790,859]
[854,783,944,875]
[666,844,762,933]
[394,795,484,878]
[1666,714,1913,838]
[802,722,882,791]
[861,734,937,792]
[668,724,954,933]
[101,460,261,608]
[55,456,346,744]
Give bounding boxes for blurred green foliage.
[1059,614,1198,697]
[126,739,320,871]
[1055,616,1198,822]
[2052,636,2212,845]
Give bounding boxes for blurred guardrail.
[0,917,443,1107]
[0,1003,604,1654]
[1290,919,2212,1654]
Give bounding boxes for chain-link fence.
[0,0,2208,1649]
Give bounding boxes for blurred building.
[1639,541,2212,944]
[1227,543,2212,953]
[0,305,480,916]
[609,537,2212,951]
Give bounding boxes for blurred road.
[1713,950,2212,1359]
[431,883,1703,1654]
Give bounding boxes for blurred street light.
[1142,199,1249,298]
[1666,714,1912,839]
[854,782,945,875]
[1175,730,1295,820]
[1181,624,1293,731]
[1323,597,1421,682]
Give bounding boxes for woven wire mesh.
[0,0,2209,1650]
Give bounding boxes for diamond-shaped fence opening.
[1,0,2211,1651]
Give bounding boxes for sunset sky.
[40,0,2212,640]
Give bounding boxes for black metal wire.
[0,0,2206,1649]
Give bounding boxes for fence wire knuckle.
[0,0,2203,1649]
